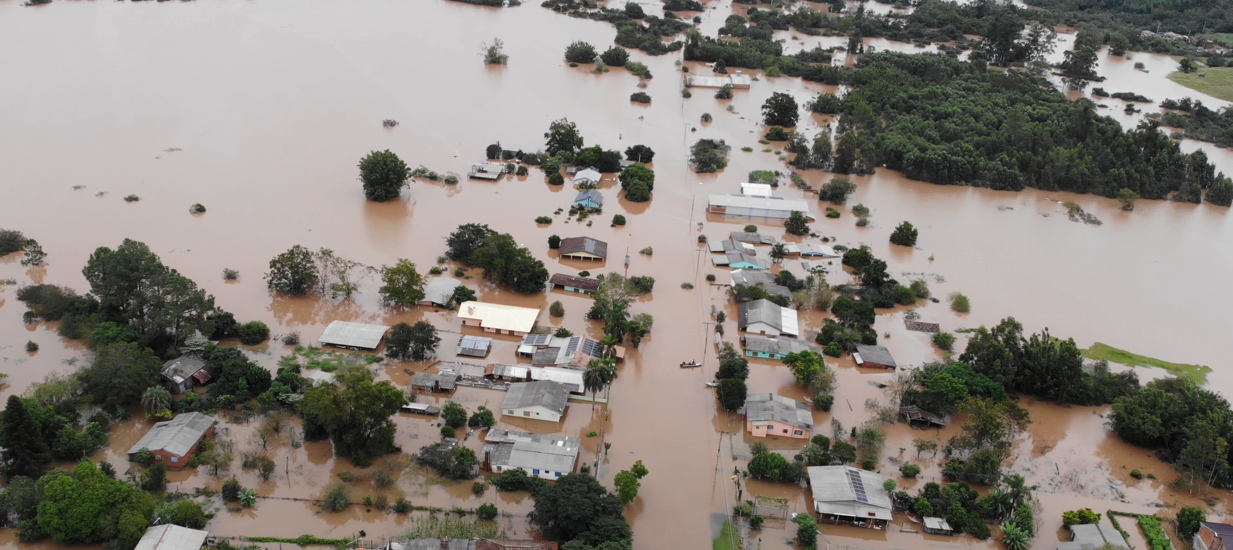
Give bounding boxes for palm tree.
[769,243,787,264]
[598,358,618,401]
[598,335,620,360]
[1000,521,1030,550]
[583,362,606,411]
[141,386,172,418]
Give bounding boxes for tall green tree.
[445,223,497,263]
[784,211,810,236]
[529,473,631,546]
[378,259,425,308]
[297,366,405,464]
[467,233,550,294]
[36,461,156,545]
[613,470,640,503]
[545,118,585,155]
[1,396,51,480]
[141,386,172,418]
[359,150,411,202]
[761,92,799,127]
[265,245,319,296]
[80,343,162,410]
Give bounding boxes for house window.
[782,429,789,434]
[555,472,562,478]
[524,411,531,417]
[506,410,514,414]
[171,456,179,463]
[154,455,162,461]
[794,430,803,435]
[533,469,540,475]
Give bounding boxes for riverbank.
[1168,67,1233,102]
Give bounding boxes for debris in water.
[383,119,399,127]
[1064,202,1102,225]
[163,147,182,152]
[72,185,85,191]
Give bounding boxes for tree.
[889,221,918,246]
[529,473,630,545]
[831,295,874,328]
[1179,57,1197,73]
[717,379,747,411]
[452,285,477,305]
[36,461,156,545]
[237,321,269,345]
[1207,177,1233,207]
[390,321,441,361]
[141,386,172,418]
[619,163,655,202]
[761,92,799,127]
[266,245,319,296]
[717,343,749,380]
[613,470,640,503]
[468,233,550,293]
[468,406,496,428]
[783,351,826,387]
[1,396,50,479]
[600,46,630,67]
[1117,188,1139,211]
[819,176,856,203]
[482,37,508,64]
[623,144,654,163]
[545,118,585,156]
[80,343,161,410]
[1177,507,1205,539]
[564,41,598,63]
[322,483,350,512]
[795,512,818,548]
[785,211,810,236]
[1062,508,1101,526]
[167,498,208,529]
[446,223,497,263]
[1000,521,1030,550]
[689,139,730,173]
[20,240,45,267]
[748,452,789,481]
[379,259,424,308]
[297,366,405,464]
[442,402,468,429]
[1059,46,1099,89]
[358,150,411,202]
[624,1,644,18]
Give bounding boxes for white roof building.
[572,169,602,187]
[489,363,586,394]
[741,183,774,197]
[133,524,209,550]
[319,321,390,350]
[685,71,753,89]
[708,194,814,220]
[501,380,570,423]
[807,465,894,524]
[738,299,799,337]
[482,429,580,480]
[458,301,539,336]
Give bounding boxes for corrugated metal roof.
[742,334,819,355]
[422,277,462,306]
[319,321,390,349]
[574,189,604,206]
[854,344,897,368]
[923,517,952,531]
[726,253,770,269]
[458,335,492,357]
[502,380,570,414]
[411,372,457,390]
[549,273,600,290]
[740,393,812,429]
[741,183,774,196]
[797,243,839,257]
[133,524,209,550]
[738,299,798,335]
[559,237,608,259]
[729,231,778,245]
[161,356,206,383]
[306,371,336,385]
[483,429,580,474]
[1066,524,1128,550]
[572,169,601,184]
[128,412,215,457]
[458,302,540,334]
[708,194,813,218]
[807,466,893,520]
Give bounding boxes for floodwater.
[1,0,1232,549]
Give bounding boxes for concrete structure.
[742,334,819,359]
[740,393,812,439]
[738,299,799,337]
[713,253,770,270]
[1196,522,1233,550]
[502,380,570,422]
[161,356,208,394]
[420,277,462,307]
[481,429,580,480]
[1058,523,1129,550]
[558,237,608,261]
[730,270,791,301]
[708,194,814,220]
[127,412,216,467]
[573,189,603,209]
[468,162,504,180]
[133,524,209,550]
[923,517,954,536]
[319,321,390,350]
[549,273,600,294]
[571,168,602,187]
[741,182,774,197]
[854,344,897,369]
[806,466,894,526]
[411,372,458,392]
[487,363,585,394]
[685,71,753,89]
[458,301,539,336]
[457,335,492,358]
[729,231,778,245]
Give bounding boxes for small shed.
[559,237,608,261]
[458,335,493,358]
[420,277,462,308]
[574,189,603,209]
[853,344,897,369]
[411,372,458,393]
[923,517,953,536]
[898,406,947,428]
[741,183,774,197]
[161,356,207,394]
[469,162,505,180]
[319,321,390,351]
[549,273,600,294]
[133,524,209,550]
[1059,524,1129,550]
[400,402,441,416]
[572,168,602,187]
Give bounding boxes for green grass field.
[1168,67,1233,102]
[713,520,740,550]
[1080,342,1211,385]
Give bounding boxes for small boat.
[680,361,702,368]
[705,382,719,388]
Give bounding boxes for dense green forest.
[1020,0,1233,34]
[1158,97,1233,148]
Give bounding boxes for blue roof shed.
[574,189,604,209]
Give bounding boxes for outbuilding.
[708,194,814,220]
[806,465,894,527]
[558,237,608,261]
[468,162,505,180]
[127,412,216,467]
[738,299,799,337]
[501,380,570,423]
[411,372,458,393]
[419,277,462,308]
[319,321,390,351]
[923,517,954,536]
[549,273,600,295]
[457,335,492,358]
[740,393,812,439]
[853,344,897,369]
[161,356,208,394]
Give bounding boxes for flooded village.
[2,0,1233,549]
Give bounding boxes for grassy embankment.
[1080,343,1211,385]
[713,520,741,550]
[1167,67,1233,102]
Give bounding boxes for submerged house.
[161,356,209,394]
[708,194,814,220]
[1058,524,1129,550]
[1196,522,1233,550]
[574,189,603,209]
[571,168,602,187]
[713,253,770,270]
[127,412,216,467]
[468,162,505,180]
[730,270,791,301]
[738,299,799,337]
[517,333,624,368]
[501,380,571,423]
[558,237,608,261]
[458,301,539,336]
[853,344,897,369]
[549,273,600,295]
[742,334,819,359]
[708,238,755,255]
[923,517,954,536]
[481,429,580,480]
[411,372,458,393]
[784,243,839,258]
[419,277,462,308]
[806,465,894,527]
[740,393,812,439]
[457,335,492,358]
[319,321,390,351]
[486,363,586,394]
[684,71,753,89]
[134,524,210,550]
[729,231,777,245]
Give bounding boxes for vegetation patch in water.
[1168,66,1233,102]
[1080,342,1210,384]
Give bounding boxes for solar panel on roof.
[847,469,870,503]
[565,337,581,356]
[581,339,602,357]
[523,334,551,346]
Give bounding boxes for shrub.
[237,321,270,345]
[812,394,834,411]
[441,426,456,438]
[476,503,498,520]
[564,41,598,63]
[535,216,552,224]
[601,46,630,66]
[189,203,206,214]
[442,402,468,428]
[715,84,733,99]
[549,301,565,318]
[223,268,239,280]
[706,274,716,282]
[823,342,842,357]
[25,341,38,352]
[322,483,351,512]
[393,498,413,513]
[819,176,856,203]
[0,229,26,255]
[222,478,243,502]
[681,282,694,289]
[750,515,764,530]
[764,126,791,141]
[281,331,301,345]
[950,292,971,313]
[482,37,508,65]
[124,194,140,202]
[1062,508,1101,526]
[900,463,921,478]
[612,214,626,226]
[932,331,956,352]
[701,113,712,122]
[516,165,528,176]
[640,246,653,255]
[1130,469,1143,479]
[1177,507,1206,539]
[852,204,870,217]
[472,481,486,496]
[743,224,757,233]
[909,280,929,298]
[889,221,918,246]
[626,61,652,78]
[690,139,730,173]
[826,208,840,218]
[359,150,411,202]
[630,92,651,104]
[548,172,564,185]
[856,217,869,226]
[548,234,561,249]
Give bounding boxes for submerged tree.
[298,366,405,464]
[482,37,509,65]
[358,150,412,202]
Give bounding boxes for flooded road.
[1,0,1232,549]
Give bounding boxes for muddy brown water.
[1,0,1232,548]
